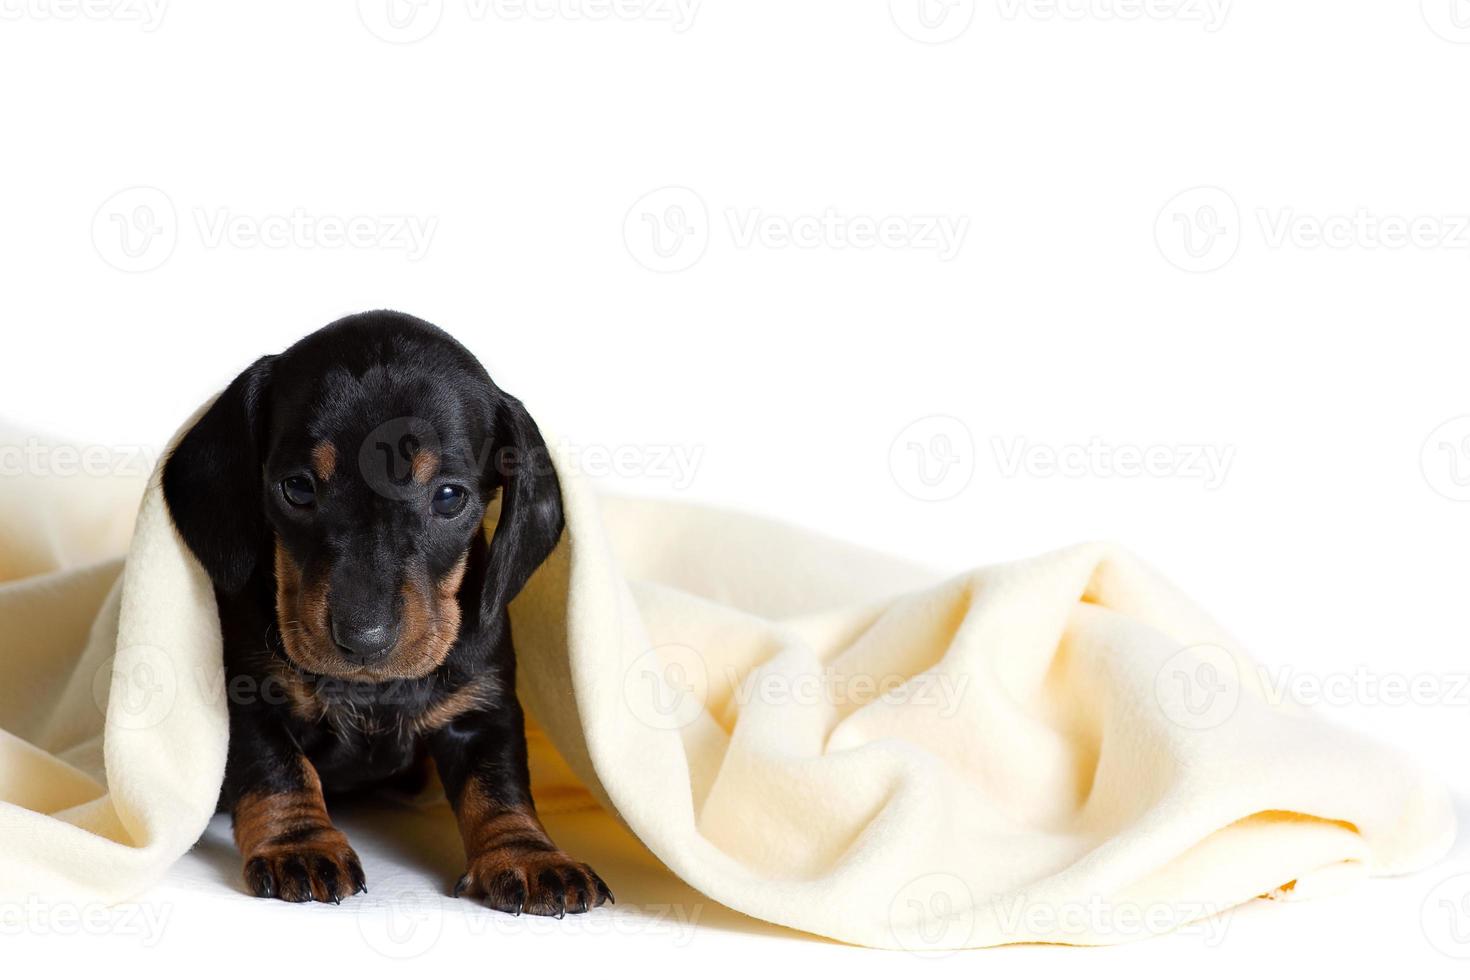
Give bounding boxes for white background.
[3,0,1470,974]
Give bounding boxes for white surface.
[8,800,1470,972]
[2,0,1469,972]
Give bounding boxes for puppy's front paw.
[242,829,366,904]
[455,849,613,917]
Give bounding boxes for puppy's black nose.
[330,616,399,662]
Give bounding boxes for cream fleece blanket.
[0,418,1456,949]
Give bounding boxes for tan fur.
[414,676,496,733]
[411,448,440,484]
[233,763,335,858]
[396,550,468,676]
[456,780,550,860]
[310,440,337,481]
[452,780,608,912]
[273,667,326,723]
[273,540,339,676]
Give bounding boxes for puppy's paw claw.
[455,851,611,917]
[242,834,366,904]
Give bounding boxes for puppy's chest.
[278,672,501,787]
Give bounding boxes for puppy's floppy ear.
[480,392,563,618]
[162,355,275,595]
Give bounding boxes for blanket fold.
[0,418,1455,949]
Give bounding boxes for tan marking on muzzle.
[394,551,470,677]
[273,538,338,675]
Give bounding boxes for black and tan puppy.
[162,310,609,915]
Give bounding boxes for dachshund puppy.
[162,310,610,915]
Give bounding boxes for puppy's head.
[162,311,562,680]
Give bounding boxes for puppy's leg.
[225,709,365,903]
[431,699,612,916]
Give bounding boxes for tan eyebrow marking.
[310,441,338,481]
[412,448,440,485]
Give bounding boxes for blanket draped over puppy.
[0,414,1454,949]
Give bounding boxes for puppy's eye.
[431,484,467,517]
[281,475,316,508]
